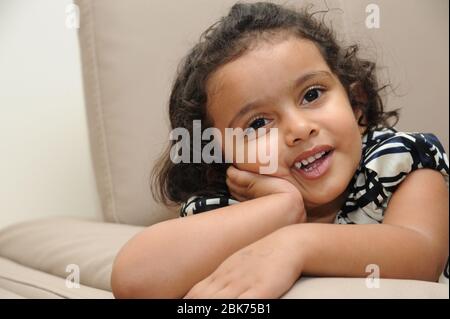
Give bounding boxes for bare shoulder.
[384,168,448,240]
[391,168,448,198]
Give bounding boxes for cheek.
[326,100,361,137]
[322,97,363,159]
[337,119,363,169]
[234,131,280,174]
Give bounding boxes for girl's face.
[206,36,365,218]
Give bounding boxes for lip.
[291,145,334,167]
[292,149,334,180]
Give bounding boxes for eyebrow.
[228,70,333,127]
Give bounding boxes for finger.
[184,276,218,299]
[227,166,256,183]
[183,278,208,299]
[237,290,254,299]
[237,287,273,299]
[211,285,247,299]
[183,284,200,299]
[226,176,246,192]
[228,187,248,202]
[208,280,232,299]
[227,166,259,186]
[183,290,195,299]
[208,273,246,299]
[229,189,247,202]
[237,289,262,299]
[226,178,248,201]
[230,191,247,202]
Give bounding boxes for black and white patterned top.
[179,127,449,283]
[335,128,449,224]
[180,195,240,217]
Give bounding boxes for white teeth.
[294,151,328,169]
[314,151,325,159]
[307,156,316,163]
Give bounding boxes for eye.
[301,87,324,105]
[244,116,270,134]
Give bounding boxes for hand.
[183,228,303,299]
[226,165,302,203]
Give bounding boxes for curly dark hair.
[150,1,400,206]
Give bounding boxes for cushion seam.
[84,0,119,223]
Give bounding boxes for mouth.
[291,146,334,180]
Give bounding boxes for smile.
[292,149,334,180]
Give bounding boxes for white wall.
[339,0,449,151]
[0,0,102,228]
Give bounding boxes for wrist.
[276,192,306,224]
[272,223,309,275]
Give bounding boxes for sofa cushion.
[0,217,143,292]
[76,0,202,225]
[0,257,112,298]
[1,217,447,299]
[0,286,25,299]
[282,276,449,299]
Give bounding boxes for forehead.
[206,37,331,127]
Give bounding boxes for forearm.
[112,193,304,298]
[282,223,448,282]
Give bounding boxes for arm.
[111,169,305,298]
[183,169,448,299]
[285,168,449,282]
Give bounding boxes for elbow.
[111,255,165,299]
[422,234,448,282]
[111,255,143,299]
[111,262,184,298]
[110,240,183,299]
[111,274,132,299]
[414,237,448,283]
[428,251,448,283]
[395,225,448,283]
[110,237,160,298]
[110,222,189,298]
[416,261,446,283]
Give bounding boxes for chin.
[306,182,347,206]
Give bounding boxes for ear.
[353,107,363,122]
[349,82,368,135]
[353,108,366,135]
[349,82,368,106]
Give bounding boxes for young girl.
[111,2,449,298]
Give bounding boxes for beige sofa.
[0,0,448,299]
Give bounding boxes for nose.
[283,113,318,146]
